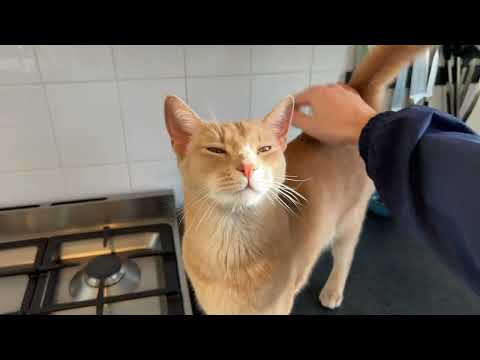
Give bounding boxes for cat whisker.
[276,187,306,204]
[255,179,307,205]
[274,190,302,211]
[282,174,311,180]
[183,198,213,238]
[259,182,305,213]
[268,190,297,217]
[272,182,308,202]
[178,191,208,216]
[280,177,312,183]
[194,200,217,233]
[276,188,302,206]
[275,196,297,217]
[284,174,304,179]
[178,191,210,225]
[272,176,311,183]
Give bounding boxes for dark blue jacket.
[359,106,480,296]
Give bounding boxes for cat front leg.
[319,213,364,309]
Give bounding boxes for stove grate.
[0,238,48,315]
[27,224,183,315]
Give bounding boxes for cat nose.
[237,162,255,179]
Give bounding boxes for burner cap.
[69,254,141,301]
[85,254,122,280]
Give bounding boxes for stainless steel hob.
[0,191,192,315]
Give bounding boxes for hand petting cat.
[292,84,377,145]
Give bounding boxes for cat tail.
[348,45,433,111]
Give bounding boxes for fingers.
[291,109,313,131]
[295,83,351,103]
[338,83,360,95]
[293,87,314,107]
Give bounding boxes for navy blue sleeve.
[359,105,480,296]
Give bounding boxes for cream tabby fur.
[165,45,431,314]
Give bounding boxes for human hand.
[292,84,377,145]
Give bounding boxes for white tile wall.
[251,73,310,118]
[0,85,58,172]
[0,46,41,84]
[46,82,126,167]
[113,46,185,79]
[64,164,130,198]
[252,46,312,74]
[35,46,114,82]
[119,78,186,162]
[313,45,355,72]
[185,46,250,76]
[187,76,251,120]
[0,170,64,206]
[130,161,183,206]
[311,69,347,85]
[0,45,359,209]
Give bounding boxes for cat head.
[164,95,294,209]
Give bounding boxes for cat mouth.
[236,184,258,194]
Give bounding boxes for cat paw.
[319,287,343,309]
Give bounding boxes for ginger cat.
[165,45,430,314]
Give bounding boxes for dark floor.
[291,213,480,315]
[188,212,480,315]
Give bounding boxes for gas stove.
[0,191,192,315]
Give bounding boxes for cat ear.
[263,95,294,149]
[164,95,202,157]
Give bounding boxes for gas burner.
[85,254,124,287]
[69,254,141,301]
[0,192,192,314]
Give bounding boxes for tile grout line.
[248,46,253,118]
[127,158,177,165]
[0,162,133,176]
[0,70,331,88]
[0,160,181,176]
[63,161,130,170]
[308,45,315,87]
[109,45,134,193]
[0,166,62,176]
[182,46,189,103]
[32,45,68,199]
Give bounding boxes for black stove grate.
[1,223,185,315]
[31,252,182,314]
[0,239,48,315]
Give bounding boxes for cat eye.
[258,145,272,153]
[206,147,227,154]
